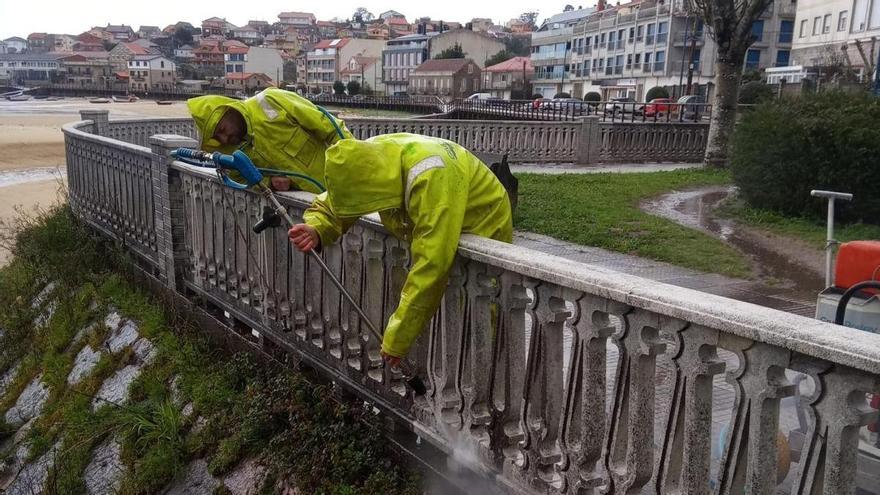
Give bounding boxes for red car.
[643,97,676,117]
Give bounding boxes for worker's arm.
[381,166,467,358]
[299,192,357,248]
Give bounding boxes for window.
[751,20,764,41]
[775,50,790,67]
[800,19,808,37]
[746,49,761,69]
[646,23,656,44]
[838,11,849,31]
[871,0,880,28]
[654,50,665,71]
[823,14,832,33]
[160,60,165,68]
[853,0,868,31]
[813,16,821,35]
[635,53,641,64]
[628,27,635,41]
[779,20,793,42]
[657,21,668,43]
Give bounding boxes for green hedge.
[645,86,669,101]
[731,92,880,224]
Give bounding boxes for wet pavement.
[513,231,816,316]
[641,186,824,306]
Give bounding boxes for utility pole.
[685,17,698,95]
[677,15,690,99]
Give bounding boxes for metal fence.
[63,112,880,494]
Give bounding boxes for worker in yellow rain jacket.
[288,133,513,365]
[186,88,352,193]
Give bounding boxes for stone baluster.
[287,205,308,333]
[362,232,385,382]
[606,309,669,494]
[715,337,795,495]
[460,261,502,459]
[521,283,571,490]
[790,359,880,494]
[428,257,467,428]
[321,242,343,357]
[382,240,410,395]
[340,225,365,368]
[562,294,630,494]
[493,272,531,469]
[655,323,725,494]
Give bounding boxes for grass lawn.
[322,105,423,119]
[718,200,880,249]
[514,169,753,278]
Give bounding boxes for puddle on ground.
[642,186,824,303]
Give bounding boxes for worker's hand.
[270,177,291,191]
[288,224,320,252]
[381,351,402,369]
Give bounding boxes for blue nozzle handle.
[171,148,263,190]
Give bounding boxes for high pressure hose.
[834,281,880,325]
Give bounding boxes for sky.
[0,0,595,39]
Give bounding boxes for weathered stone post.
[78,109,109,136]
[576,116,600,165]
[150,134,197,291]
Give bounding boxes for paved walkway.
[513,231,815,316]
[510,162,703,174]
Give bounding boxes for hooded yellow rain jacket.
[186,88,352,193]
[303,133,513,358]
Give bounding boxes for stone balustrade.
[84,114,709,164]
[63,111,880,494]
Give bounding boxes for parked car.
[465,92,493,101]
[643,97,676,117]
[677,95,706,121]
[604,97,645,116]
[537,97,587,115]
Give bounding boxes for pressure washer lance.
[172,148,427,396]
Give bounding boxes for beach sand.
[0,99,189,264]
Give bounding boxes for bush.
[531,93,544,100]
[332,81,345,95]
[738,81,774,104]
[731,91,880,224]
[554,92,571,98]
[583,91,601,102]
[645,86,669,101]
[346,80,360,95]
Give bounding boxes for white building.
[0,53,64,83]
[306,38,385,93]
[339,55,385,94]
[530,7,596,98]
[128,54,176,92]
[792,0,880,79]
[3,37,28,54]
[174,44,194,60]
[224,46,284,83]
[535,0,796,101]
[278,12,316,27]
[382,32,435,95]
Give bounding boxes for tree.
[486,50,514,67]
[519,11,539,29]
[361,82,373,95]
[737,81,774,104]
[333,80,346,95]
[352,7,374,24]
[690,0,774,167]
[564,4,575,11]
[645,86,670,100]
[346,80,361,95]
[435,42,466,59]
[503,35,532,56]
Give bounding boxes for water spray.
[171,148,427,396]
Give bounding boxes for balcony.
[613,40,625,50]
[778,32,793,44]
[614,65,623,75]
[645,34,655,45]
[656,32,669,44]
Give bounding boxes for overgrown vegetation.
[514,169,751,278]
[731,91,880,224]
[0,206,421,494]
[645,86,669,101]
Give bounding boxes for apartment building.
[382,32,435,95]
[0,53,64,83]
[791,0,880,78]
[59,52,114,86]
[278,12,317,27]
[128,54,175,91]
[305,38,385,93]
[4,37,28,54]
[536,0,796,100]
[530,7,596,98]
